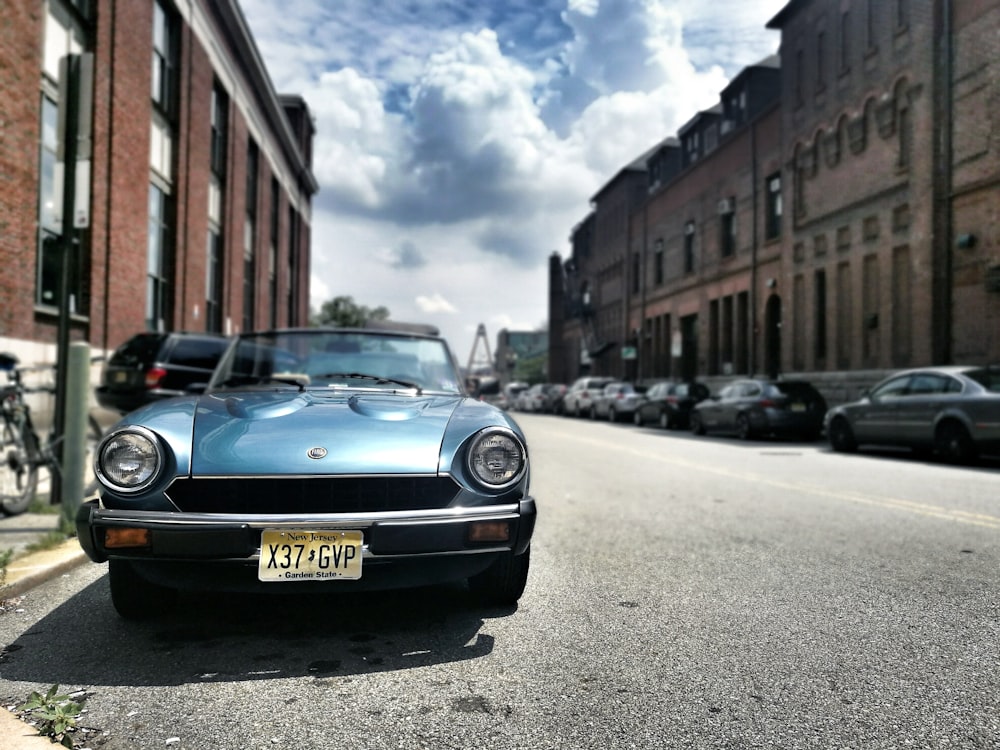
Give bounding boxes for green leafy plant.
[0,548,13,586]
[18,684,83,748]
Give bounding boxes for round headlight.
[95,427,164,493]
[467,429,526,490]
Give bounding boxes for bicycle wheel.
[0,416,39,516]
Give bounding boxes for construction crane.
[465,323,495,378]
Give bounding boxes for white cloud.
[240,0,783,359]
[416,293,458,315]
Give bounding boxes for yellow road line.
[558,431,1000,530]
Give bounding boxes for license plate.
[114,371,127,383]
[790,402,806,412]
[258,529,363,582]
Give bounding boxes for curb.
[0,706,53,750]
[1,539,89,600]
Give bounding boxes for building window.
[839,11,851,73]
[816,30,826,91]
[765,173,782,239]
[895,0,908,31]
[795,48,804,106]
[719,198,736,258]
[37,0,92,311]
[243,140,258,332]
[151,0,177,117]
[144,0,177,330]
[269,177,280,328]
[287,205,299,324]
[814,269,827,364]
[206,83,228,333]
[654,240,664,285]
[684,222,696,273]
[866,0,878,53]
[147,185,172,331]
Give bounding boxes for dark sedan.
[633,381,710,429]
[824,365,1000,462]
[691,379,827,440]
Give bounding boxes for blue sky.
[240,0,785,362]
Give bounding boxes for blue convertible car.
[77,326,536,619]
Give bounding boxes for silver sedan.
[824,365,1000,462]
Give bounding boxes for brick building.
[0,0,316,372]
[550,0,1000,404]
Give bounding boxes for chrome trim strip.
[92,504,520,528]
[166,472,444,482]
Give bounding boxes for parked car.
[78,326,536,619]
[517,383,550,413]
[824,365,1000,462]
[96,331,229,414]
[542,383,567,414]
[691,378,827,440]
[504,381,530,411]
[633,381,711,429]
[562,376,615,417]
[590,381,646,422]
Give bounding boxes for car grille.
[165,476,462,515]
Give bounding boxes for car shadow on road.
[0,577,516,687]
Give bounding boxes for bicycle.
[0,352,103,516]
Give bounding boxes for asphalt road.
[0,413,997,749]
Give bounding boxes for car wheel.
[589,406,597,420]
[691,412,705,435]
[935,420,977,464]
[633,411,643,426]
[468,547,530,606]
[608,407,617,423]
[736,413,753,440]
[109,559,177,620]
[827,417,857,453]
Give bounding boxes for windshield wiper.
[215,375,308,391]
[312,372,422,394]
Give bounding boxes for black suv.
[96,332,229,414]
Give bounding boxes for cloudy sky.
[239,0,785,363]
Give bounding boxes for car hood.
[189,390,464,476]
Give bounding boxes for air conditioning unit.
[717,198,734,214]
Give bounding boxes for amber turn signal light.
[467,521,511,543]
[103,527,151,549]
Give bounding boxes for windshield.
[209,329,464,395]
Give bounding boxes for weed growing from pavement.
[0,549,11,585]
[18,684,84,748]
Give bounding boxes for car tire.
[633,411,643,426]
[468,547,530,606]
[608,407,616,423]
[935,421,977,464]
[109,559,177,620]
[589,406,597,420]
[736,413,753,440]
[827,417,857,453]
[691,412,705,435]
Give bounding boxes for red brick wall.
[1,0,315,361]
[0,0,44,340]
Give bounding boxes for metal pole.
[61,342,90,531]
[52,55,81,504]
[52,53,93,506]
